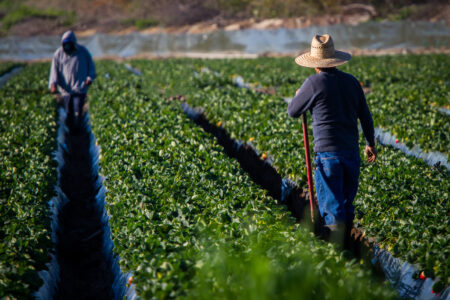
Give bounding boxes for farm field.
[0,63,56,298]
[126,55,449,290]
[0,62,22,76]
[0,54,448,298]
[87,61,394,298]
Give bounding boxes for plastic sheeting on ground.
[1,21,449,60]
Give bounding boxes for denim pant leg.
[342,154,361,221]
[71,94,86,116]
[314,153,345,225]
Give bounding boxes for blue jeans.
[314,151,361,226]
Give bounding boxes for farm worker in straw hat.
[49,30,96,115]
[287,34,377,240]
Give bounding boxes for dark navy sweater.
[287,69,375,153]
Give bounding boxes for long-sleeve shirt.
[287,69,375,153]
[49,31,96,95]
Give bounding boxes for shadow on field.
[34,95,132,299]
[54,104,116,299]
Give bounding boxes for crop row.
[191,67,448,285]
[2,56,446,297]
[86,60,396,298]
[0,63,56,299]
[0,62,22,77]
[119,58,448,286]
[189,55,450,156]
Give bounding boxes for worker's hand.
[85,78,92,86]
[296,88,301,95]
[364,145,377,163]
[50,84,57,94]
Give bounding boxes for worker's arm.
[85,50,96,86]
[287,78,316,118]
[49,54,59,93]
[357,85,377,162]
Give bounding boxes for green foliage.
[120,18,159,29]
[156,55,449,282]
[0,2,75,30]
[87,60,395,298]
[188,226,393,300]
[0,63,56,299]
[0,62,23,76]
[3,55,447,297]
[386,5,416,21]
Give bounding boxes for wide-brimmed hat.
[295,34,351,68]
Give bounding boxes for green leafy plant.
[155,55,449,284]
[0,63,57,299]
[86,60,395,298]
[0,62,23,76]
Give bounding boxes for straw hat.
[295,34,351,68]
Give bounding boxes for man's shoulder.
[53,47,64,58]
[305,73,323,84]
[76,44,91,56]
[305,73,329,88]
[337,70,359,83]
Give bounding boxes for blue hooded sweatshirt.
[287,69,375,153]
[49,31,96,95]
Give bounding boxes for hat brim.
[295,50,351,68]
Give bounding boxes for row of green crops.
[203,66,448,284]
[0,63,56,299]
[86,60,396,299]
[0,61,22,76]
[187,55,450,156]
[123,57,448,285]
[1,55,446,297]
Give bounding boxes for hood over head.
[61,30,77,45]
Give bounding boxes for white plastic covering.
[374,127,449,169]
[124,63,142,76]
[436,107,450,116]
[1,21,449,60]
[372,246,449,299]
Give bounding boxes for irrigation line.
[35,105,134,299]
[436,107,450,116]
[181,101,449,299]
[124,63,143,76]
[374,127,449,170]
[0,66,23,89]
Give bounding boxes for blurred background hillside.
[0,0,448,36]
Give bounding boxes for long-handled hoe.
[302,113,315,222]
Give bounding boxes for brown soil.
[3,2,449,37]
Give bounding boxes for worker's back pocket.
[319,156,342,179]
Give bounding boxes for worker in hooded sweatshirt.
[49,30,96,116]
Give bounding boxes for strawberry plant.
[148,58,449,285]
[0,63,56,299]
[86,60,395,299]
[2,56,447,297]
